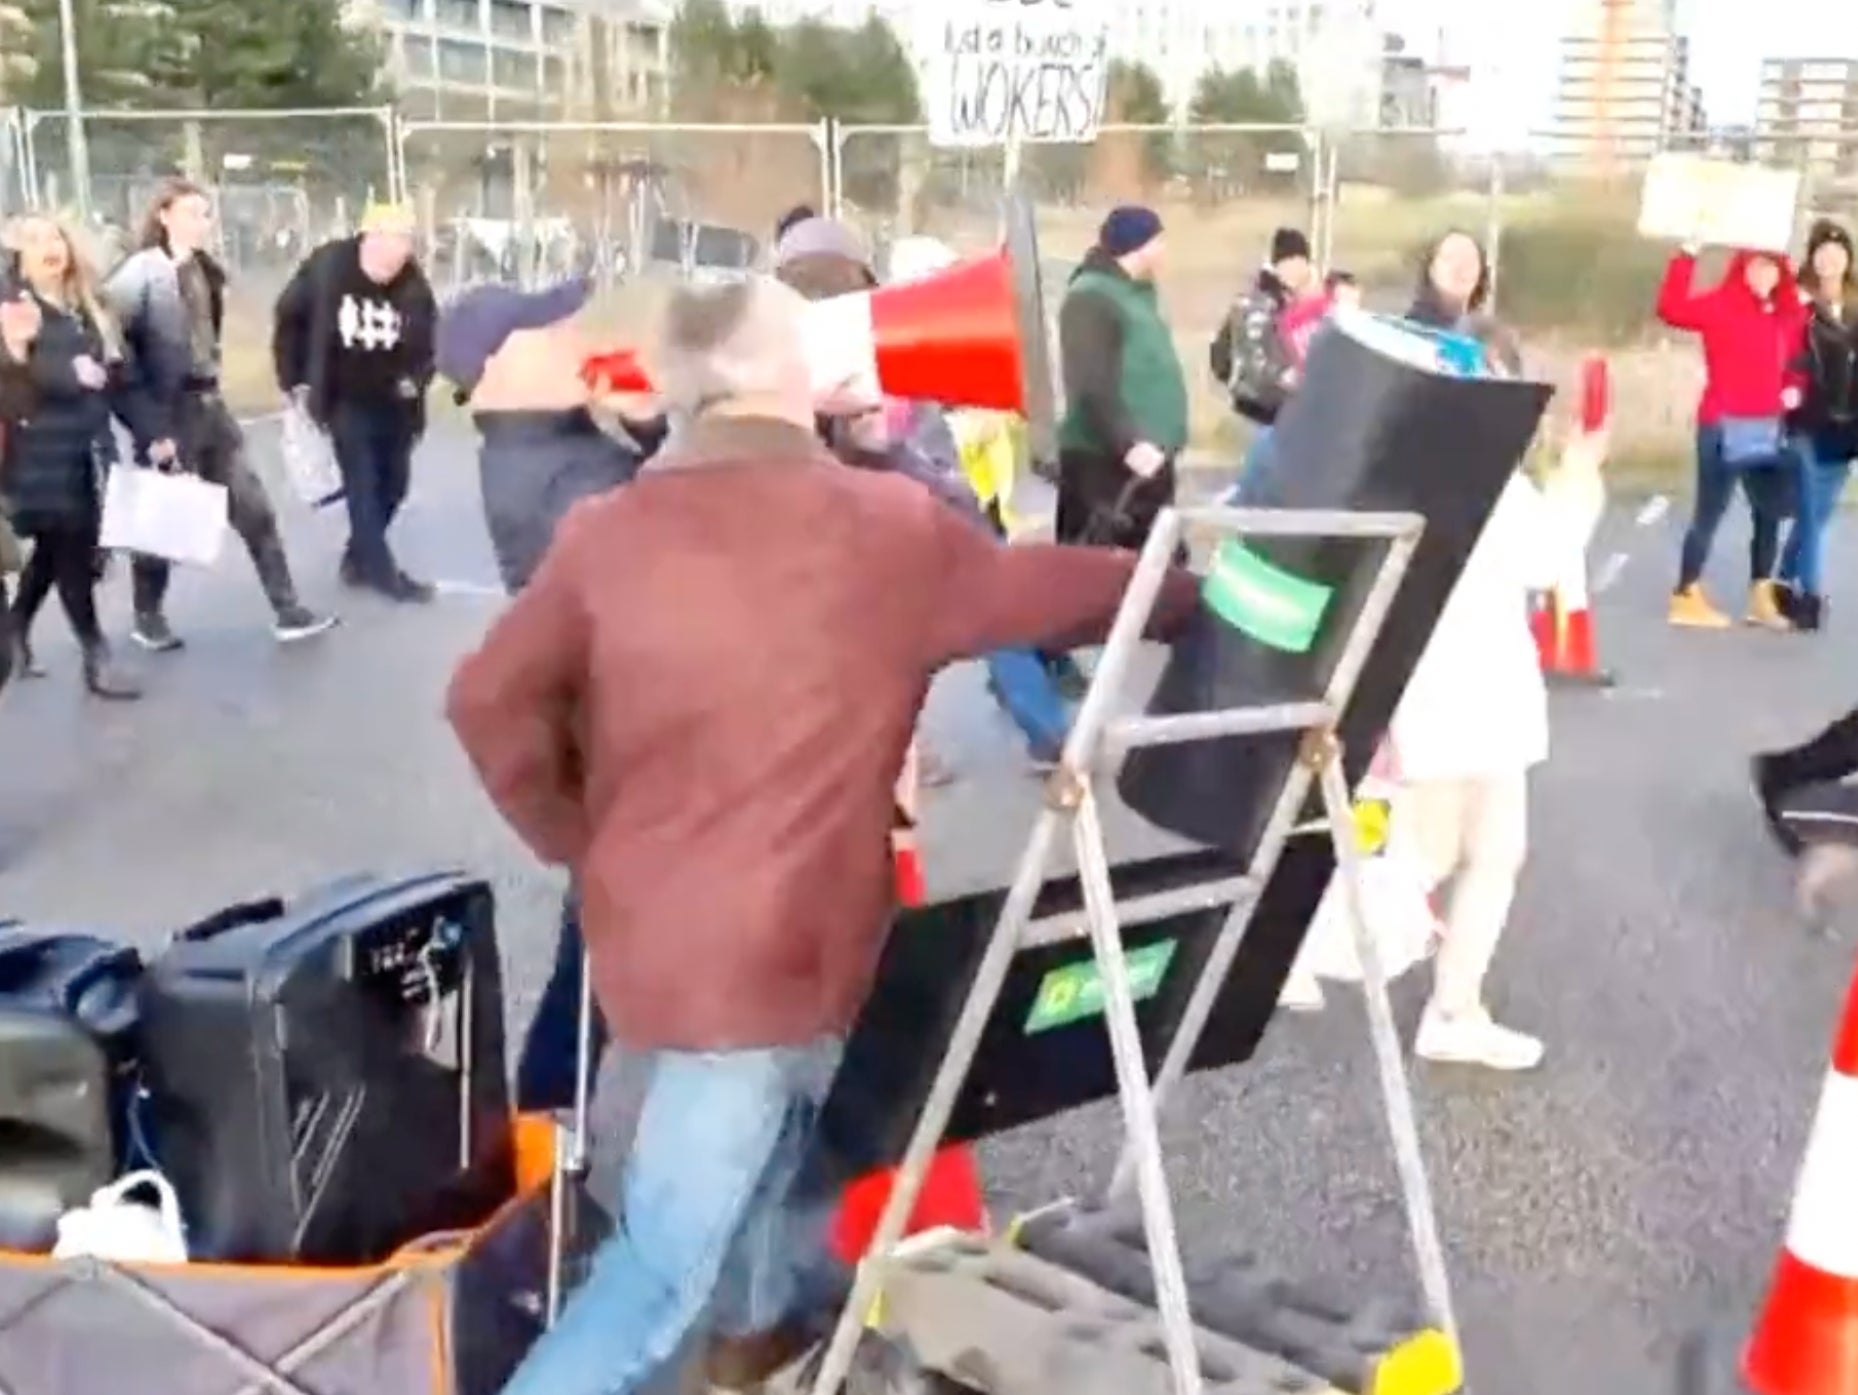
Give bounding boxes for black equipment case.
[136,871,515,1266]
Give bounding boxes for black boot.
[82,642,142,701]
[1759,707,1858,794]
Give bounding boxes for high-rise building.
[1549,0,1701,169]
[1755,58,1858,178]
[348,0,671,120]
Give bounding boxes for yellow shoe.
[1669,584,1731,629]
[1746,580,1795,631]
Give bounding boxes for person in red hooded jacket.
[1656,242,1808,630]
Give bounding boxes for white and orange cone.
[1742,969,1858,1395]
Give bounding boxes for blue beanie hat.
[1098,205,1163,258]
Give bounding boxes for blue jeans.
[1677,424,1789,589]
[500,1037,844,1395]
[326,403,416,585]
[1241,423,1276,481]
[984,648,1069,759]
[1779,440,1852,597]
[514,891,609,1113]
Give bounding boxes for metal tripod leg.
[545,945,598,1328]
[806,506,1190,1395]
[1071,783,1206,1395]
[1314,750,1461,1364]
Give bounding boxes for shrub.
[1494,216,1672,345]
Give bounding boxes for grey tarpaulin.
[0,1116,590,1395]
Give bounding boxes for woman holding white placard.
[0,215,146,699]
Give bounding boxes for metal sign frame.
[807,499,1463,1395]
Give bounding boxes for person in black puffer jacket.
[1,215,151,699]
[1776,218,1858,632]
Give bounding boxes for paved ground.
[1,418,1852,1394]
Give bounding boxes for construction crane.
[1594,0,1630,178]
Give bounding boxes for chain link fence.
[398,119,830,348]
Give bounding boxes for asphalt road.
[1,419,1851,1395]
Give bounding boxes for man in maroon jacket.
[448,273,1194,1395]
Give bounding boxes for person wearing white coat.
[1388,419,1607,1071]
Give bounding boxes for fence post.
[1485,155,1506,310]
[21,109,40,208]
[380,105,406,206]
[818,116,841,220]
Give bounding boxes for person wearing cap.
[272,203,439,602]
[1055,204,1189,553]
[105,179,335,652]
[1210,225,1314,478]
[438,275,666,1113]
[1774,218,1858,632]
[448,272,1198,1395]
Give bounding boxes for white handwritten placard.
[919,0,1112,150]
[1637,153,1801,255]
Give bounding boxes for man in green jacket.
[1054,205,1190,553]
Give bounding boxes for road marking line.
[432,579,505,599]
[1593,494,1672,597]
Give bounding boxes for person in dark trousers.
[448,273,1199,1395]
[0,287,41,697]
[1777,218,1858,632]
[0,214,147,698]
[1656,240,1807,632]
[272,203,439,602]
[1050,205,1189,697]
[1210,226,1313,477]
[437,276,668,1111]
[1056,205,1189,552]
[105,180,335,653]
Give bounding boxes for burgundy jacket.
[447,413,1194,1051]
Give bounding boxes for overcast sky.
[1383,0,1858,140]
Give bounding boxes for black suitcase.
[137,872,514,1266]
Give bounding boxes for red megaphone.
[581,198,1057,459]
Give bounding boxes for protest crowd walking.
[6,110,1858,1395]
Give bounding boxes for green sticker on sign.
[1024,939,1180,1035]
[1202,539,1334,654]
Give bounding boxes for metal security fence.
[0,108,26,219]
[397,119,829,290]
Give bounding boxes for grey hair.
[655,275,809,415]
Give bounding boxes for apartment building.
[1160,0,1385,127]
[1755,57,1858,179]
[348,0,671,120]
[1550,0,1702,169]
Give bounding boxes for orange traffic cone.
[584,208,1054,426]
[830,1146,989,1265]
[1742,968,1858,1394]
[1530,589,1613,688]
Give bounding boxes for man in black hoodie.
[272,204,438,602]
[1210,226,1313,474]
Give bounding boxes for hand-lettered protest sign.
[919,0,1112,150]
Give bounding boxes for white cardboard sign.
[1637,153,1801,255]
[920,0,1112,150]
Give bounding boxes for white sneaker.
[1277,971,1326,1012]
[1414,1006,1544,1072]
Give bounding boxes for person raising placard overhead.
[1656,238,1807,632]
